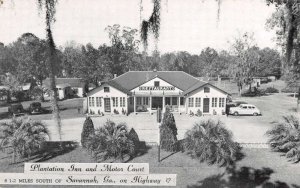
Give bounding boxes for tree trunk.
[286,3,297,65]
[45,13,62,141]
[39,79,45,102]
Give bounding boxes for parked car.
[229,104,261,116]
[28,102,43,115]
[8,103,25,117]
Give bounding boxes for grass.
[1,146,300,187]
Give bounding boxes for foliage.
[266,114,300,162]
[30,86,44,101]
[81,116,95,148]
[184,119,241,166]
[264,87,279,93]
[86,120,136,161]
[128,128,140,155]
[140,0,161,51]
[0,117,49,158]
[37,0,62,141]
[160,107,178,152]
[241,88,266,97]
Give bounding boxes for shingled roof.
[110,71,205,92]
[43,78,85,88]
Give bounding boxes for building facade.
[87,71,229,115]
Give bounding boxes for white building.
[87,71,229,115]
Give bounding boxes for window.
[104,87,110,93]
[89,97,92,106]
[172,97,178,105]
[242,106,247,109]
[212,97,217,107]
[204,87,210,93]
[195,97,201,107]
[143,97,149,105]
[91,97,95,107]
[180,97,184,106]
[137,97,142,105]
[165,97,171,105]
[120,97,126,107]
[154,81,160,87]
[115,97,118,107]
[219,98,225,107]
[96,97,101,107]
[188,98,194,107]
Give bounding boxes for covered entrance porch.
[132,95,185,114]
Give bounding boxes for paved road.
[43,113,271,145]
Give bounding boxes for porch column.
[149,96,152,114]
[178,97,181,114]
[134,96,136,114]
[185,96,188,114]
[162,96,165,113]
[110,97,113,115]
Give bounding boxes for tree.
[102,24,140,75]
[230,32,260,95]
[266,114,300,162]
[184,119,241,167]
[160,107,178,152]
[199,47,219,77]
[37,0,62,141]
[81,116,95,148]
[86,120,136,162]
[0,117,49,161]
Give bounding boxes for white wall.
[187,85,227,115]
[131,77,182,95]
[88,83,128,115]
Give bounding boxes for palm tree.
[266,114,300,162]
[36,0,62,140]
[0,117,49,161]
[86,120,135,162]
[184,119,241,167]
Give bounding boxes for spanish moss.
[216,0,221,26]
[140,0,161,52]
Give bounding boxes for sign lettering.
[139,86,175,91]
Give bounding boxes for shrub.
[196,109,202,117]
[184,119,241,166]
[266,114,300,162]
[241,88,266,97]
[160,107,178,152]
[81,116,95,148]
[128,128,140,154]
[0,117,49,158]
[86,120,136,161]
[264,87,279,93]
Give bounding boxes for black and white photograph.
[0,0,300,187]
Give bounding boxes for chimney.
[114,74,117,78]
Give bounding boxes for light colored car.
[229,104,261,116]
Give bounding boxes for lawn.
[1,146,300,188]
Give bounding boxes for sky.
[0,0,277,54]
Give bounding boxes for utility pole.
[297,87,300,112]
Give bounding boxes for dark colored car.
[28,102,43,114]
[8,103,25,117]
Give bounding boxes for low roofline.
[184,82,230,96]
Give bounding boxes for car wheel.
[253,112,258,116]
[234,112,239,116]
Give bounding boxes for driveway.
[43,113,271,145]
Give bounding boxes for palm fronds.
[0,117,49,158]
[86,120,137,162]
[266,114,300,162]
[184,119,241,167]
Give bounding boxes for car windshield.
[31,103,41,107]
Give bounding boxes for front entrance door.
[152,97,163,109]
[104,98,111,112]
[203,98,210,113]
